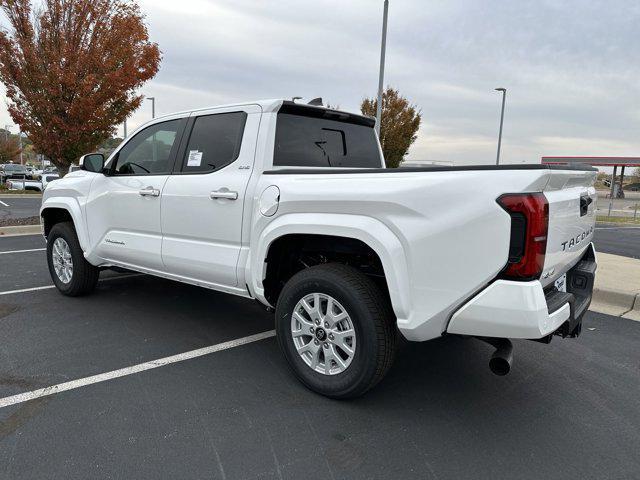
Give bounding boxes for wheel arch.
[40,198,89,252]
[249,213,411,320]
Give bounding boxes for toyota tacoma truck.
[40,99,597,398]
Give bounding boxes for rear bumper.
[447,244,596,340]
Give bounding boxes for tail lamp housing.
[497,193,549,281]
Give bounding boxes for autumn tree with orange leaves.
[0,135,22,163]
[361,87,421,168]
[0,0,161,175]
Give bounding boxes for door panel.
[86,118,186,271]
[161,106,261,287]
[86,175,170,269]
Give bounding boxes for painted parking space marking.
[0,330,276,409]
[0,200,9,207]
[0,285,55,296]
[0,273,144,296]
[0,248,46,255]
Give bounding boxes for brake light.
[497,193,549,281]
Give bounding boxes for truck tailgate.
[542,169,597,288]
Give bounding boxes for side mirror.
[80,153,105,173]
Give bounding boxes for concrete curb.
[589,253,640,321]
[0,225,42,237]
[591,288,640,318]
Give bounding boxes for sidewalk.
[591,252,640,321]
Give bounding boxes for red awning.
[541,157,640,167]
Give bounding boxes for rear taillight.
[497,193,549,281]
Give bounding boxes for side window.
[180,112,247,173]
[113,120,181,175]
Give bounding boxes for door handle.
[139,186,160,197]
[210,189,238,200]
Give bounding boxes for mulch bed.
[0,216,40,228]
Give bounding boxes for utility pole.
[124,119,128,138]
[18,131,23,165]
[376,0,389,138]
[495,88,507,165]
[147,97,156,119]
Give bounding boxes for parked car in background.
[1,163,30,184]
[6,178,43,191]
[41,174,60,189]
[6,172,59,192]
[35,166,59,181]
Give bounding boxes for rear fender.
[249,213,411,320]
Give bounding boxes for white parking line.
[0,285,55,296]
[0,248,46,255]
[0,330,276,409]
[0,200,9,207]
[0,273,144,296]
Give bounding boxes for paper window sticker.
[187,150,203,167]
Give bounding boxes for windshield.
[2,164,27,172]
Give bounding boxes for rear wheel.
[275,263,397,399]
[47,222,99,296]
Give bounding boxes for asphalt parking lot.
[594,226,640,259]
[1,235,639,479]
[0,196,42,225]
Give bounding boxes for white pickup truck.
[7,173,59,192]
[41,99,597,398]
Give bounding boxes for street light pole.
[375,0,389,138]
[123,119,128,138]
[18,131,23,165]
[147,97,156,119]
[495,88,507,165]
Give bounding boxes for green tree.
[361,87,422,168]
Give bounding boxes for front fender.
[248,213,411,321]
[40,197,89,253]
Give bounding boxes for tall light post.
[495,88,507,165]
[375,0,389,137]
[123,119,128,138]
[147,97,156,119]
[18,131,23,165]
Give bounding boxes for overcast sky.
[2,0,639,165]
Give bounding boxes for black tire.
[275,263,397,399]
[47,222,99,296]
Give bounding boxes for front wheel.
[47,222,99,296]
[275,263,397,399]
